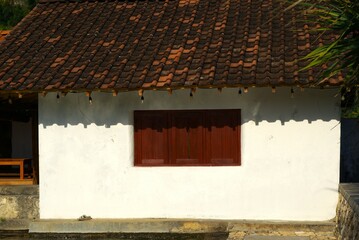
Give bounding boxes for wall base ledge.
[28,219,336,234]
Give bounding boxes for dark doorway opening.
[0,93,38,185]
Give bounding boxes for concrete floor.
[0,219,337,240]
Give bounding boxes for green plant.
[0,0,37,30]
[291,0,359,117]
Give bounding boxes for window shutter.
[169,111,203,165]
[134,111,169,165]
[205,110,241,165]
[134,109,241,166]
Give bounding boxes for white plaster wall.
[38,87,341,221]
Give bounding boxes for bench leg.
[20,161,24,180]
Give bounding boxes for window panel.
[134,110,241,166]
[170,111,203,165]
[205,110,241,165]
[134,111,169,166]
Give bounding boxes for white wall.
[38,87,341,221]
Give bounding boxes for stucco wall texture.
[38,87,341,220]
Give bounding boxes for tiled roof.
[0,0,341,94]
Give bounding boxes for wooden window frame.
[134,109,241,166]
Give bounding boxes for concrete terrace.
[0,218,337,239]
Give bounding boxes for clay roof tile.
[0,0,341,94]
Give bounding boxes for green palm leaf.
[290,0,359,116]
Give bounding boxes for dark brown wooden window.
[134,110,241,166]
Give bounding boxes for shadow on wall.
[38,87,340,128]
[341,118,359,183]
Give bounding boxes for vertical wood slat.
[170,111,203,165]
[205,110,241,165]
[134,111,169,165]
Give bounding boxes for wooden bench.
[0,158,31,180]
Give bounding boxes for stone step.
[0,232,230,239]
[28,219,336,234]
[0,219,337,239]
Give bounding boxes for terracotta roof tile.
[0,30,10,42]
[0,0,341,94]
